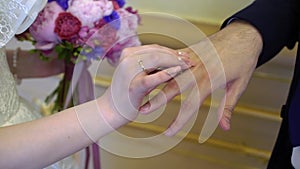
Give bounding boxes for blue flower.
[81,46,105,60]
[48,0,69,10]
[103,11,121,30]
[115,0,126,8]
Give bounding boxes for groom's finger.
[139,79,179,114]
[164,86,201,136]
[219,79,248,131]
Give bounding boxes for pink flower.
[81,8,141,65]
[115,9,139,41]
[68,0,114,28]
[29,1,63,50]
[78,26,90,39]
[77,26,97,44]
[101,8,140,65]
[85,24,118,49]
[107,36,141,66]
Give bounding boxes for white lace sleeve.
[0,0,46,48]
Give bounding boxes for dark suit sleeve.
[221,0,299,67]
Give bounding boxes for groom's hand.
[140,21,263,136]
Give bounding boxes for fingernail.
[177,51,188,57]
[187,59,196,67]
[164,129,174,137]
[220,121,230,131]
[177,55,196,68]
[165,66,182,77]
[139,103,150,113]
[178,56,183,62]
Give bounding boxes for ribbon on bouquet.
[64,61,101,169]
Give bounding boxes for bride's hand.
[98,44,193,128]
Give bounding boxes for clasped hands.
[12,22,261,140]
[108,21,263,139]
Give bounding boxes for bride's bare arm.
[0,45,192,169]
[0,100,109,169]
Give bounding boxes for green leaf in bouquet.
[44,86,59,104]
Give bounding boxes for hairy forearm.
[6,49,64,79]
[209,20,263,80]
[183,21,263,93]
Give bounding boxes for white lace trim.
[0,0,46,47]
[0,47,20,124]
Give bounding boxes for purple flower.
[106,37,141,66]
[81,46,105,60]
[114,0,126,8]
[48,0,69,10]
[103,11,120,30]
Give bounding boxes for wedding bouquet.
[16,0,141,113]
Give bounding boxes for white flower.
[68,0,114,28]
[116,9,139,39]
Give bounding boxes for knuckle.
[120,55,133,66]
[224,105,234,112]
[156,73,166,82]
[120,48,134,60]
[149,44,160,48]
[122,47,131,55]
[150,54,160,64]
[129,85,135,93]
[140,77,149,87]
[118,59,128,70]
[224,105,234,117]
[167,80,180,91]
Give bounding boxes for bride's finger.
[141,66,182,89]
[121,48,192,73]
[138,53,191,72]
[139,79,179,114]
[120,44,187,61]
[139,69,195,114]
[164,86,201,136]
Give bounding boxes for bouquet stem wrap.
[65,59,99,169]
